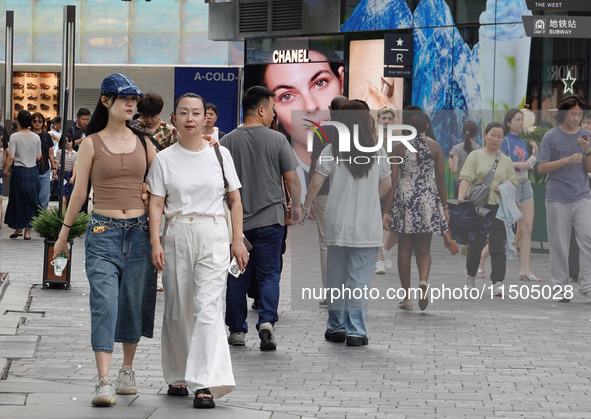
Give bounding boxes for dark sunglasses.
[33,119,43,123]
[66,139,73,142]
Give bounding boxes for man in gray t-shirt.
[222,86,301,351]
[537,95,591,300]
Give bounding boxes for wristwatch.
[585,151,591,157]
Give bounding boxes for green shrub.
[31,206,89,241]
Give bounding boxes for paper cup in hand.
[51,255,68,276]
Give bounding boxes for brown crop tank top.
[89,133,146,210]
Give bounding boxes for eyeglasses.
[33,119,43,123]
[66,139,73,143]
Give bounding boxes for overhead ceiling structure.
[208,0,341,40]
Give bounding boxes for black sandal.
[167,385,188,397]
[193,388,215,409]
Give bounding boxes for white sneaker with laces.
[115,365,137,395]
[259,322,277,351]
[382,248,392,270]
[465,275,476,289]
[374,260,385,275]
[92,377,116,406]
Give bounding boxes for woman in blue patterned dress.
[383,108,448,311]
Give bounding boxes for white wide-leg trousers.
[161,215,235,399]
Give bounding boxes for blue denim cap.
[100,73,143,97]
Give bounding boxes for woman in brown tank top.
[52,74,157,407]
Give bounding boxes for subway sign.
[526,0,591,11]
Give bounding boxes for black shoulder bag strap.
[481,153,501,187]
[213,144,231,209]
[138,134,149,182]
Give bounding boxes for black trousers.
[466,204,507,283]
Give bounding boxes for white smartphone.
[228,256,243,278]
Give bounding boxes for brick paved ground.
[1,204,590,418]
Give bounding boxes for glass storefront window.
[180,0,229,65]
[130,0,180,64]
[528,37,589,129]
[32,0,65,63]
[79,0,129,64]
[0,0,231,65]
[2,0,34,63]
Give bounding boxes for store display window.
[12,72,60,122]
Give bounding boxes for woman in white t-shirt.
[147,93,248,409]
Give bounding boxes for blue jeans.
[85,213,157,352]
[326,246,378,338]
[225,224,284,333]
[38,169,51,210]
[515,178,534,204]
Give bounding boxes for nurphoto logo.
[305,120,418,165]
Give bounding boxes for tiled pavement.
[1,206,591,418]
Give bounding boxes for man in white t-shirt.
[203,103,225,141]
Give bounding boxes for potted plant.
[30,206,89,289]
[523,125,550,246]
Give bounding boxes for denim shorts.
[85,212,157,352]
[515,178,534,204]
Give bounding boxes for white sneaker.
[92,377,116,406]
[383,248,392,269]
[465,275,476,289]
[476,268,486,279]
[258,322,277,351]
[493,283,503,297]
[374,260,386,275]
[114,365,136,395]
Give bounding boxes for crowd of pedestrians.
[3,73,591,411]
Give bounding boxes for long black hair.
[86,93,153,158]
[402,108,431,166]
[330,99,377,179]
[404,105,435,140]
[462,120,479,154]
[86,93,149,142]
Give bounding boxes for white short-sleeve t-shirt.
[316,146,391,247]
[147,143,241,218]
